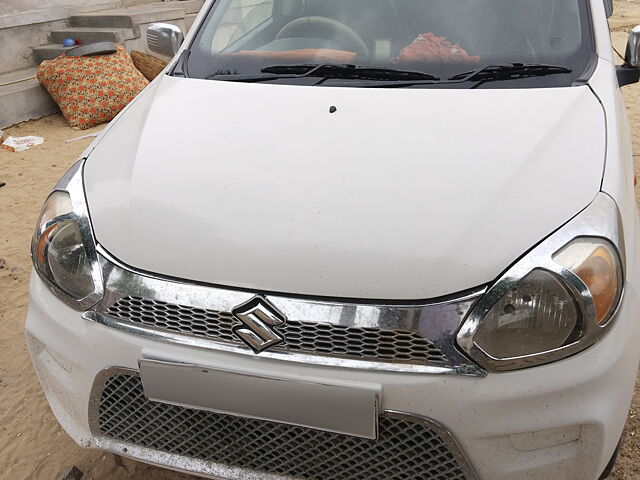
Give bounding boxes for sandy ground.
[2,4,640,480]
[0,116,196,480]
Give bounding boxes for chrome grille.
[106,296,448,364]
[97,374,472,480]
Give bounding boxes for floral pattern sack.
[37,44,149,129]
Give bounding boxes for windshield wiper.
[448,63,572,86]
[263,64,440,81]
[206,63,439,83]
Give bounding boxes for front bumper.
[25,271,640,480]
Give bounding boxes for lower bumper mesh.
[96,374,473,480]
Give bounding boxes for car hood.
[84,76,605,300]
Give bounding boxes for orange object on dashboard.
[394,33,480,66]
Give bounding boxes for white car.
[26,1,640,479]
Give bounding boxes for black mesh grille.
[98,374,470,480]
[105,296,448,364]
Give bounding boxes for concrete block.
[69,14,134,28]
[0,19,68,75]
[51,27,137,44]
[0,69,58,129]
[33,45,74,63]
[174,0,206,15]
[121,0,159,7]
[71,5,187,29]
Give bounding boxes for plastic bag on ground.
[1,136,45,152]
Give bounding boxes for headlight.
[31,160,103,310]
[457,194,624,372]
[553,239,622,325]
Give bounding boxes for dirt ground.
[2,3,640,480]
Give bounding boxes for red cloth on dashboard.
[394,33,480,66]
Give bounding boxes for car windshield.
[185,0,594,88]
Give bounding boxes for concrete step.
[70,3,188,29]
[69,14,134,29]
[0,68,58,129]
[185,13,198,33]
[51,27,137,45]
[33,45,74,63]
[174,0,206,15]
[121,0,161,6]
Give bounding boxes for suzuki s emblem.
[231,296,286,353]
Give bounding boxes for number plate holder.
[139,359,380,439]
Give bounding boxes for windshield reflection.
[187,0,593,88]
